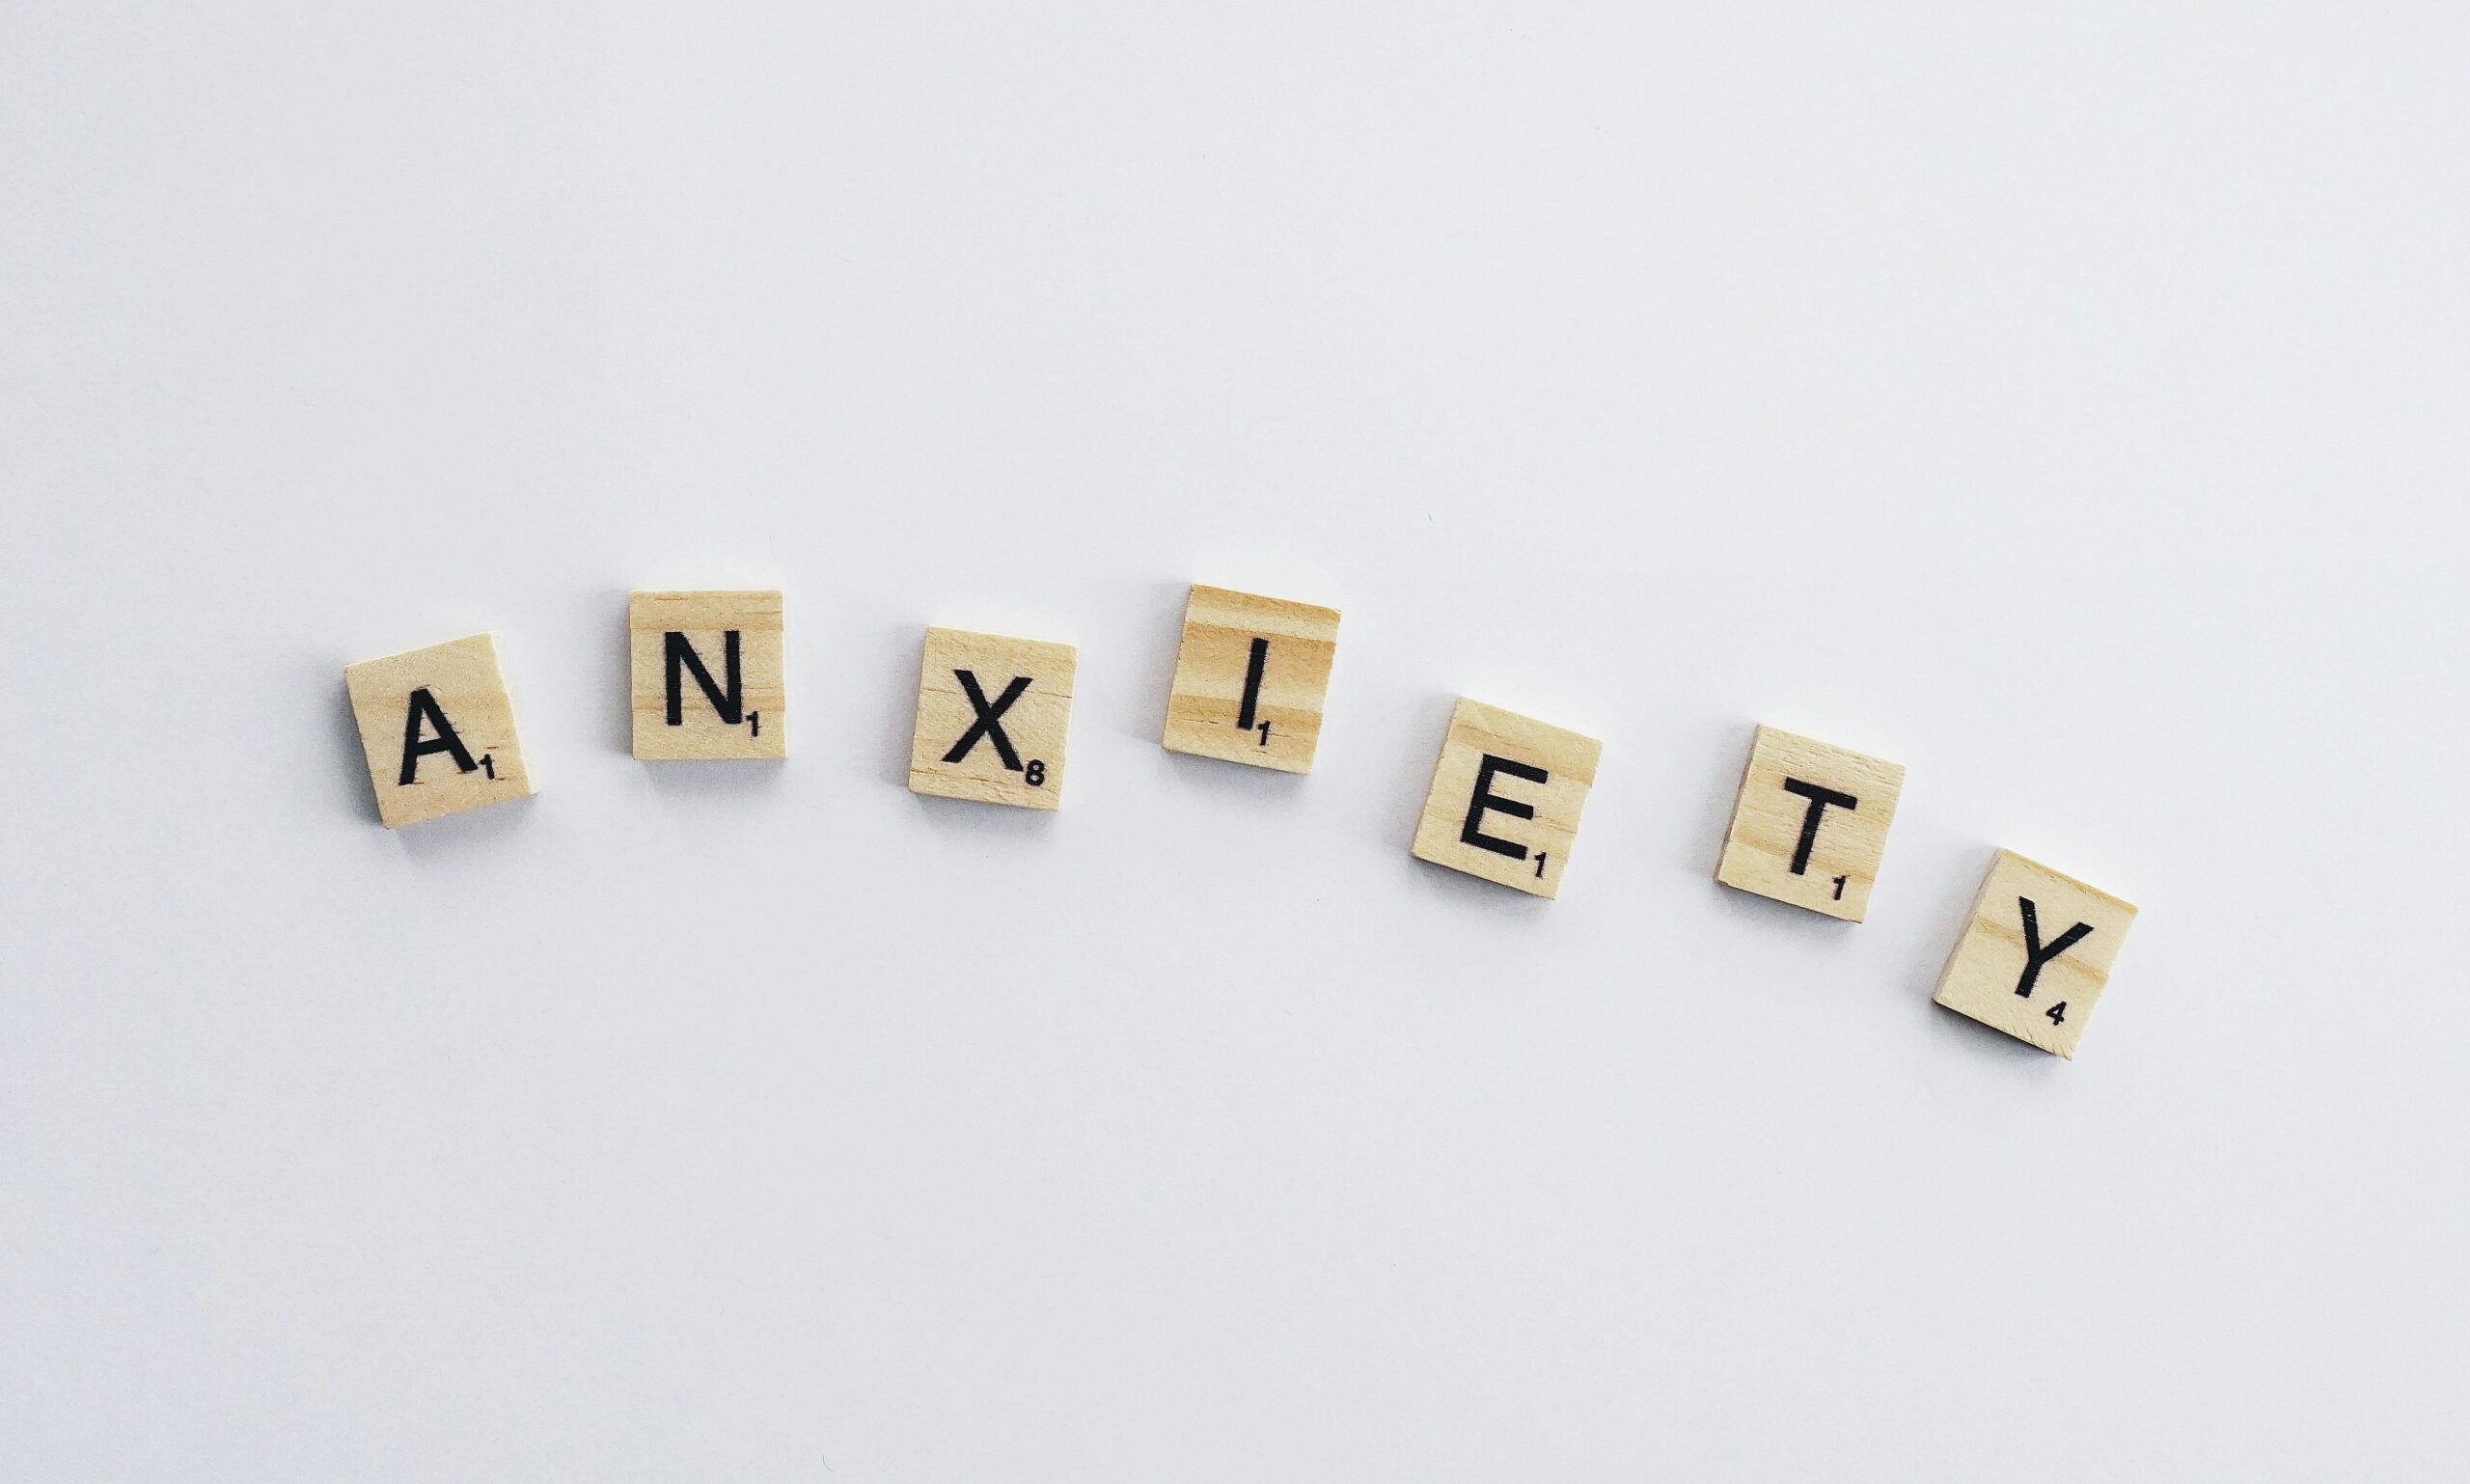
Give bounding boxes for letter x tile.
[907,626,1076,810]
[1410,697,1602,898]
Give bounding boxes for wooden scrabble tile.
[907,627,1076,810]
[628,590,786,760]
[1161,584,1341,774]
[1409,698,1602,898]
[1715,724,1907,921]
[343,633,535,828]
[1934,850,2139,1058]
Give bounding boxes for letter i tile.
[1161,584,1341,773]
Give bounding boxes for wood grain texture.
[1160,584,1340,773]
[907,626,1076,810]
[1409,698,1602,898]
[343,633,534,828]
[1934,849,2139,1058]
[1714,724,1907,921]
[628,590,786,760]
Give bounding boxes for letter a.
[398,687,480,784]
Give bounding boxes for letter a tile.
[1715,724,1906,921]
[629,590,786,760]
[907,627,1076,810]
[1410,698,1601,898]
[343,633,535,828]
[1934,849,2139,1058]
[1161,584,1341,773]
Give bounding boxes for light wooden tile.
[907,627,1076,810]
[628,590,786,760]
[1715,724,1907,921]
[1161,584,1341,774]
[1409,698,1602,898]
[1934,849,2139,1058]
[343,633,535,828]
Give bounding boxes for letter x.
[942,670,1032,770]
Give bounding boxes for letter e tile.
[1410,698,1601,898]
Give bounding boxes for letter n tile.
[629,590,786,760]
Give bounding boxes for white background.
[4,3,2464,1479]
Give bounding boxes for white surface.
[4,3,2464,1478]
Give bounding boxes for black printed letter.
[1460,755,1548,861]
[2013,897,2094,999]
[1779,777,1858,876]
[943,671,1031,770]
[398,687,480,785]
[665,630,744,727]
[1234,637,1271,732]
